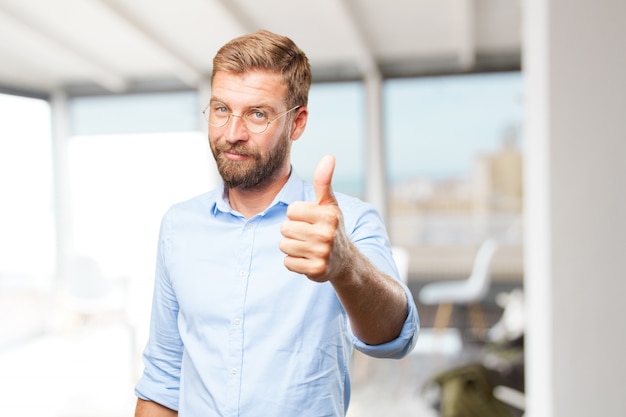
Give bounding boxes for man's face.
[208,70,294,191]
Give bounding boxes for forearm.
[135,399,177,417]
[331,245,408,345]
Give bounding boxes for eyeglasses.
[202,102,301,134]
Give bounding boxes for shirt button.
[239,270,245,277]
[233,318,241,326]
[231,368,238,375]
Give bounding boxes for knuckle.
[311,241,332,258]
[317,226,335,245]
[321,207,339,224]
[310,259,327,276]
[286,201,304,216]
[278,238,288,253]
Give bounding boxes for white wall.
[524,1,626,416]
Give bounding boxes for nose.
[223,114,249,143]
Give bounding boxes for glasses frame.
[202,103,301,134]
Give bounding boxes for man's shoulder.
[300,181,364,206]
[334,190,376,216]
[165,190,217,217]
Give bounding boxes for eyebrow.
[210,97,277,112]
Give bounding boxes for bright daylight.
[1,1,624,417]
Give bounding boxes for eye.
[247,109,268,121]
[212,103,229,114]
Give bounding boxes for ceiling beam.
[336,0,380,78]
[95,0,205,88]
[211,0,258,34]
[458,0,477,69]
[0,3,127,93]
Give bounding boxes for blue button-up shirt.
[135,170,419,416]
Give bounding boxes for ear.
[289,106,308,142]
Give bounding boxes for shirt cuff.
[351,285,420,359]
[134,369,180,412]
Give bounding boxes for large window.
[67,132,211,280]
[384,72,524,280]
[0,93,54,347]
[0,94,54,288]
[0,75,523,294]
[68,85,367,278]
[66,92,208,275]
[291,82,366,198]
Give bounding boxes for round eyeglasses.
[202,102,301,134]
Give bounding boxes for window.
[0,93,54,346]
[291,82,366,198]
[0,94,54,289]
[384,72,524,280]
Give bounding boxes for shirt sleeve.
[134,209,183,411]
[340,196,420,359]
[351,284,419,358]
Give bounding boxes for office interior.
[0,1,624,416]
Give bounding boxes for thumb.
[313,154,337,205]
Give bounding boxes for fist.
[279,155,349,281]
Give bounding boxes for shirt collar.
[209,167,306,216]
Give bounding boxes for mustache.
[213,143,257,158]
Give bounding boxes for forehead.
[211,70,288,107]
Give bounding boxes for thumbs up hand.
[281,156,411,345]
[312,154,337,206]
[280,155,353,282]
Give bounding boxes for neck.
[227,168,291,218]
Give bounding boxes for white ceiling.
[0,0,522,97]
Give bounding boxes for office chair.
[418,239,499,336]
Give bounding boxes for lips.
[223,150,248,161]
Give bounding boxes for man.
[135,30,419,417]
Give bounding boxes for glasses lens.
[204,104,298,133]
[243,110,269,134]
[205,104,229,127]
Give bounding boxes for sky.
[293,71,523,193]
[384,72,523,181]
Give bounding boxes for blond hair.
[212,30,311,108]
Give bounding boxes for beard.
[210,130,291,191]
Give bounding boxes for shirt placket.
[226,218,256,416]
